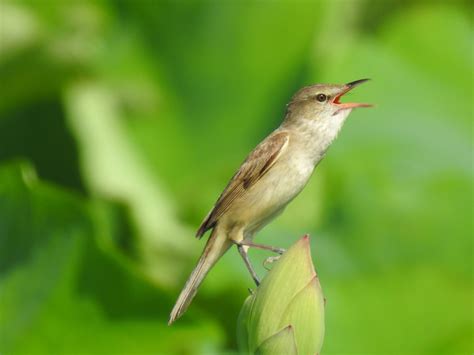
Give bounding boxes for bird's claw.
[263,255,281,270]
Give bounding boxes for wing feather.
[196,131,289,238]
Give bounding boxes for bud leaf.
[255,326,297,355]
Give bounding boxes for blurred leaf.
[0,99,84,190]
[63,81,195,289]
[323,267,473,353]
[0,161,87,273]
[0,0,110,114]
[0,161,224,354]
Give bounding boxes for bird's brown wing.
[196,131,290,238]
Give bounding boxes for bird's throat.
[285,110,350,164]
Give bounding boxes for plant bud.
[237,235,325,354]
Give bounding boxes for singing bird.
[169,79,372,324]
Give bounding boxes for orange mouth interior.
[332,92,344,104]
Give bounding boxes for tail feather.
[169,228,231,324]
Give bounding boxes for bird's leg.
[237,244,260,286]
[238,240,286,255]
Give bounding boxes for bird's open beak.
[332,78,373,109]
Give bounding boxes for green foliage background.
[0,0,472,353]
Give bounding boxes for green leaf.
[0,161,224,354]
[63,82,196,289]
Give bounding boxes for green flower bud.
[237,236,325,354]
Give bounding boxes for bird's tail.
[168,227,232,324]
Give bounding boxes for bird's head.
[285,79,372,125]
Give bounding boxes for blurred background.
[0,0,472,353]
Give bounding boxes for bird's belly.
[229,157,314,236]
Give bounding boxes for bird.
[169,79,372,324]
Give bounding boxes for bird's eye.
[316,93,327,102]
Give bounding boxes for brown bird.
[169,79,372,324]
